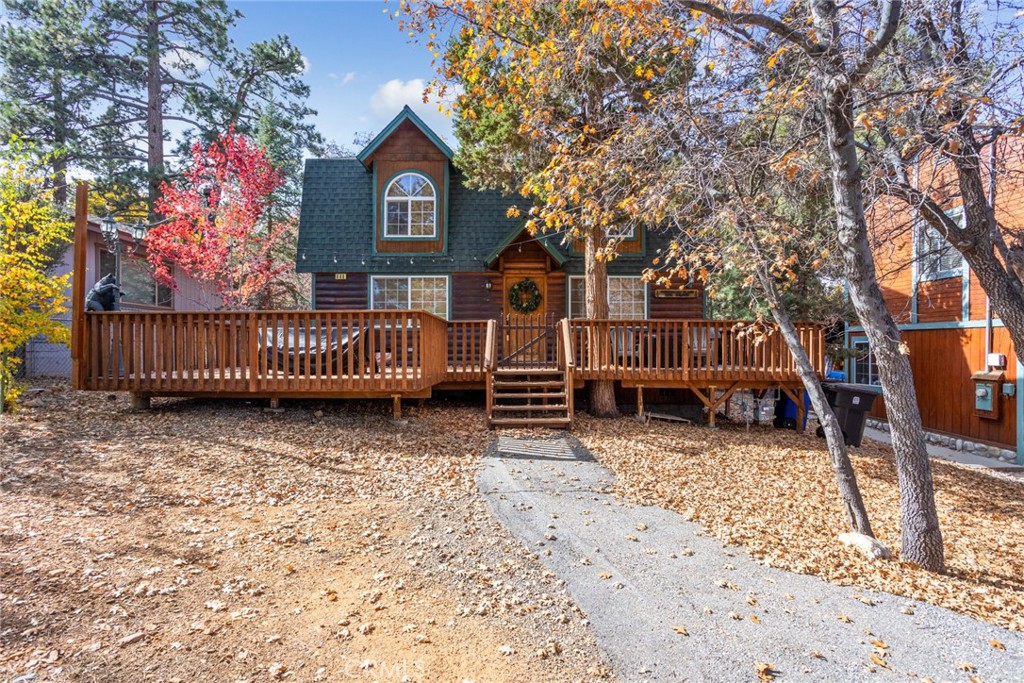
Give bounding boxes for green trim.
[1016,358,1024,466]
[356,105,455,166]
[484,226,566,267]
[848,319,1006,332]
[380,169,441,241]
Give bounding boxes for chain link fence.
[17,314,73,380]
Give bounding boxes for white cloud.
[300,55,311,74]
[368,78,462,143]
[329,71,357,86]
[369,78,431,116]
[160,51,210,78]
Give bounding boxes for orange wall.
[868,137,1024,324]
[858,325,1017,447]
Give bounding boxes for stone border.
[866,419,1017,463]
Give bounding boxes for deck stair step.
[493,380,565,389]
[487,366,573,429]
[489,417,572,427]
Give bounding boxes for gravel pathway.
[478,435,1024,682]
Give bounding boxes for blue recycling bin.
[773,371,843,430]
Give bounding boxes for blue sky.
[228,1,455,154]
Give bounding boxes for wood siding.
[314,273,369,310]
[370,119,447,254]
[868,137,1024,324]
[572,229,643,254]
[451,273,503,320]
[650,278,705,319]
[862,325,1017,447]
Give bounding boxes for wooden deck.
[73,311,822,403]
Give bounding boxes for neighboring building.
[857,137,1024,463]
[24,217,220,378]
[295,106,704,325]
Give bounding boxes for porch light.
[131,218,147,242]
[100,215,118,243]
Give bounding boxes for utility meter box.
[971,371,1004,420]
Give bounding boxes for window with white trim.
[568,276,647,319]
[99,249,172,308]
[384,172,436,238]
[370,276,448,318]
[851,339,880,386]
[916,210,963,280]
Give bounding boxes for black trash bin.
[815,383,880,447]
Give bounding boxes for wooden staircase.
[482,317,576,429]
[487,367,572,428]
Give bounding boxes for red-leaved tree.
[148,130,287,309]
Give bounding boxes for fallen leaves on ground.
[1,384,610,682]
[574,414,1024,631]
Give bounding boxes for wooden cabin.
[858,136,1024,464]
[69,107,825,428]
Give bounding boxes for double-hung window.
[916,210,963,281]
[370,275,448,318]
[851,339,880,386]
[384,172,436,238]
[568,276,647,319]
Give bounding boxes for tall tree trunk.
[145,0,164,218]
[585,227,619,417]
[757,272,874,536]
[823,81,944,571]
[949,140,1024,362]
[51,75,68,208]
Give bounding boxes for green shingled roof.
[296,114,670,275]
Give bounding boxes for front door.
[502,271,550,366]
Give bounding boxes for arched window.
[384,172,436,237]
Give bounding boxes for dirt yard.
[1,383,610,682]
[573,413,1024,633]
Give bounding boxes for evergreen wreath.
[508,278,542,313]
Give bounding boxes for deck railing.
[446,319,488,382]
[82,310,449,395]
[569,319,824,383]
[78,310,823,397]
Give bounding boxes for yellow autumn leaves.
[0,141,72,404]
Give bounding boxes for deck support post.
[392,394,402,420]
[795,388,806,433]
[269,397,280,410]
[636,385,645,420]
[707,387,717,428]
[130,393,151,411]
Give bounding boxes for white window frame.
[370,275,449,319]
[568,275,648,319]
[850,338,880,387]
[383,172,437,239]
[916,208,963,282]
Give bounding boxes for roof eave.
[356,105,455,167]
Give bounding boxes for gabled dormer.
[357,106,453,254]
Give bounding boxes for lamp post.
[99,216,122,288]
[99,216,149,288]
